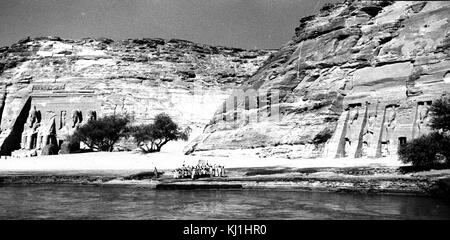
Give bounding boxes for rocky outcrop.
[188,1,450,159]
[0,37,270,155]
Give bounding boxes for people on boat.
[172,161,226,179]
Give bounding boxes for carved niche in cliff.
[10,91,101,157]
[330,98,438,159]
[362,113,375,148]
[16,107,98,156]
[340,103,364,158]
[380,104,399,157]
[412,100,432,138]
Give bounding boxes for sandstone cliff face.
[188,1,450,159]
[0,37,270,155]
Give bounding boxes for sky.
[0,0,340,50]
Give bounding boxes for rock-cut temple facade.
[0,85,99,157]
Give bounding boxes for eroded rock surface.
[0,37,270,155]
[188,1,450,159]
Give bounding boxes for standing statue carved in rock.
[362,114,375,149]
[385,106,397,142]
[417,103,430,135]
[344,106,359,156]
[382,105,397,156]
[346,108,360,142]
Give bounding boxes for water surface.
[0,185,449,219]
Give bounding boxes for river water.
[0,185,449,219]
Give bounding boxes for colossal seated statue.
[36,112,57,150]
[72,110,83,128]
[58,109,83,141]
[16,107,98,156]
[21,106,41,150]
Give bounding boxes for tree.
[398,96,450,171]
[429,97,450,132]
[398,132,450,169]
[72,115,130,152]
[130,113,190,153]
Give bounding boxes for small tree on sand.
[398,132,450,169]
[429,97,450,132]
[130,113,190,153]
[73,115,130,152]
[398,96,450,170]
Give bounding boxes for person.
[183,166,188,178]
[154,167,158,179]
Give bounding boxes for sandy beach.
[1,150,450,197]
[0,150,405,174]
[1,138,449,198]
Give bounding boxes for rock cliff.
[0,36,270,155]
[187,1,450,159]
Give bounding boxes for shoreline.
[1,168,449,198]
[1,152,449,198]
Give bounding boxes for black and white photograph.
[0,0,449,225]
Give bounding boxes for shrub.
[398,132,450,170]
[129,113,190,153]
[72,115,130,152]
[429,97,450,132]
[398,96,450,171]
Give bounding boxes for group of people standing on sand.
[172,162,225,179]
